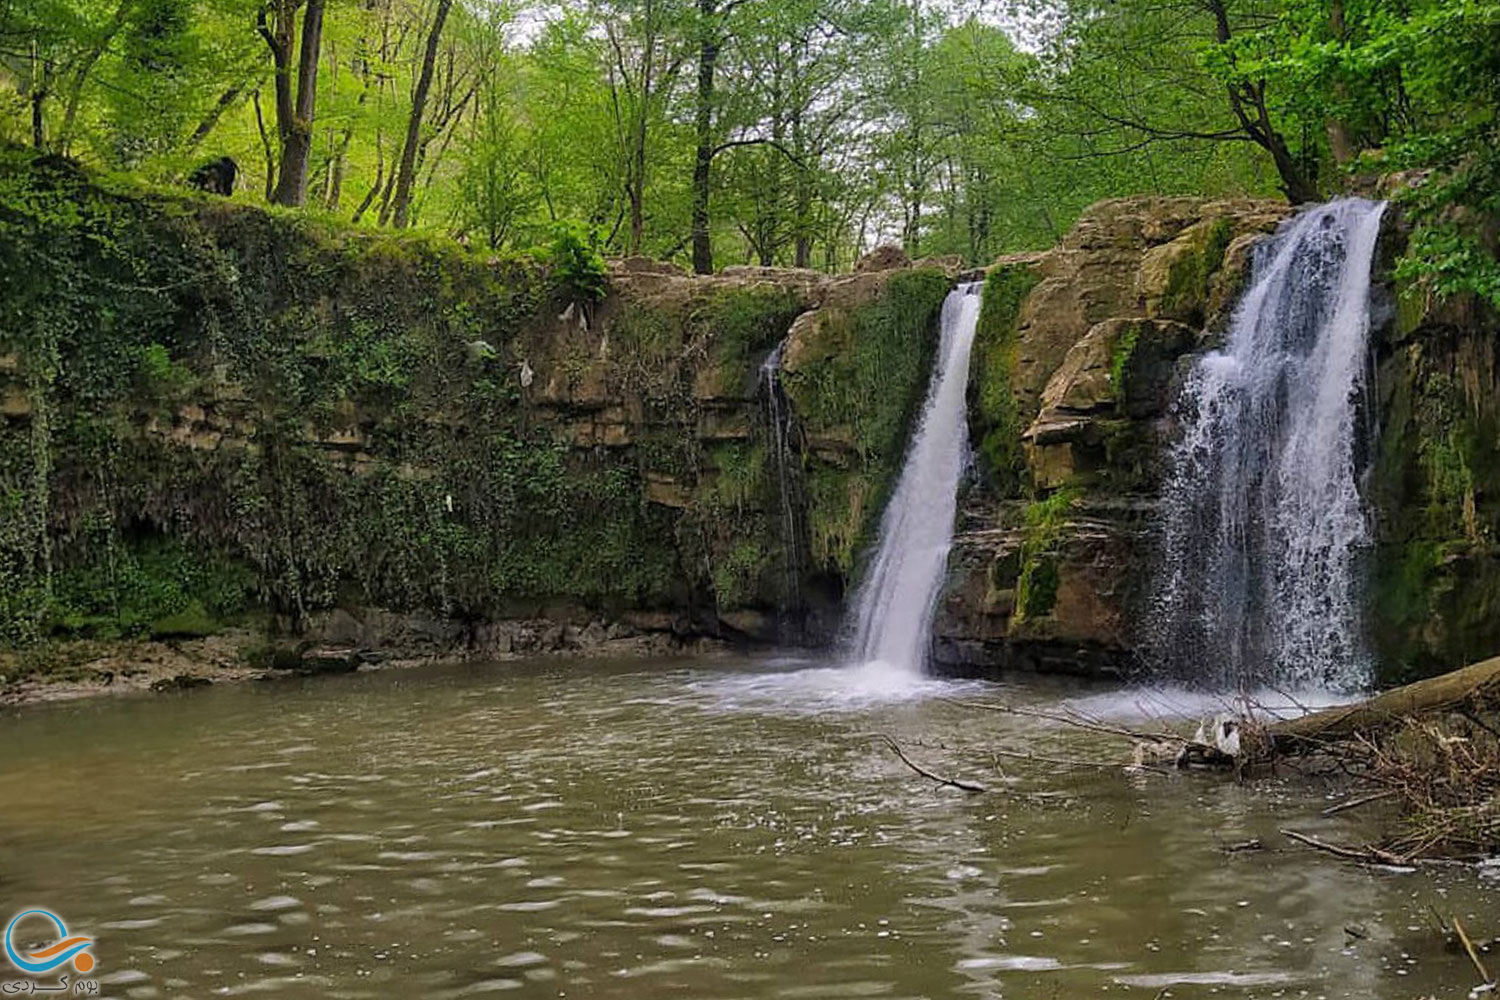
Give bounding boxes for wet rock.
[717,609,776,642]
[298,648,361,674]
[948,196,1292,677]
[854,245,909,273]
[149,674,212,692]
[578,620,610,647]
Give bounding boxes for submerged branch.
[872,734,987,793]
[938,697,1182,745]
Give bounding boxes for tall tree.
[1034,0,1320,203]
[689,0,721,273]
[259,0,327,206]
[391,0,454,228]
[597,0,690,254]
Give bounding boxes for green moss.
[807,467,876,576]
[1157,217,1234,322]
[1109,322,1142,396]
[1369,335,1500,682]
[970,263,1040,496]
[1014,487,1078,622]
[784,269,949,456]
[149,601,220,639]
[699,285,804,381]
[712,540,771,609]
[1393,280,1430,338]
[0,152,711,647]
[46,538,254,641]
[782,268,950,580]
[707,442,767,513]
[614,303,677,363]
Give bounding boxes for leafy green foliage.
[1014,488,1079,622]
[49,539,254,640]
[543,222,608,302]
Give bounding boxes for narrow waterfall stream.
[1151,199,1387,691]
[847,282,983,673]
[759,340,805,617]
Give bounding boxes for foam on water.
[691,656,989,714]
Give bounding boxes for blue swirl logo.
[4,910,95,975]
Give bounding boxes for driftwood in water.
[1255,656,1500,862]
[1265,655,1500,750]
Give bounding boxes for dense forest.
[2,0,1497,285]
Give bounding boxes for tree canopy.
[2,0,1495,295]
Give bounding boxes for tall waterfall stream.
[846,282,983,674]
[1151,199,1387,691]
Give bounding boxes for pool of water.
[1,654,1493,998]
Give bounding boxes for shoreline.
[0,626,730,710]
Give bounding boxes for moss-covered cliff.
[0,152,948,665]
[11,153,1485,690]
[948,195,1500,685]
[941,197,1294,676]
[1369,228,1500,682]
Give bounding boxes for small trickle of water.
[759,340,805,613]
[847,282,983,675]
[1150,199,1387,692]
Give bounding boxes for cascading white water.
[847,282,983,674]
[1151,199,1387,692]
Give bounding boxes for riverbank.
[0,621,727,708]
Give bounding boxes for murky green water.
[1,655,1494,998]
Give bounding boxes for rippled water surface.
[2,654,1494,998]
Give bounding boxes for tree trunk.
[792,109,812,269]
[270,0,327,207]
[253,89,277,200]
[1204,0,1319,204]
[628,152,646,254]
[352,129,383,225]
[58,0,132,155]
[1267,657,1500,750]
[29,46,49,150]
[1323,0,1359,167]
[186,84,247,152]
[1261,127,1319,204]
[391,0,453,229]
[690,0,719,274]
[31,88,45,150]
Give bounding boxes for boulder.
[854,244,909,273]
[947,195,1292,677]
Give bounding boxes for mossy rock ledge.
[941,197,1293,678]
[0,153,949,673]
[942,195,1500,686]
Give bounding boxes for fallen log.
[1266,655,1500,750]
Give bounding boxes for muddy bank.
[0,615,729,708]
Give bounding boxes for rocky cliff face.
[6,156,1493,683]
[939,195,1500,685]
[0,155,949,660]
[937,197,1292,677]
[1368,220,1500,682]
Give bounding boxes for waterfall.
[1150,199,1387,692]
[847,282,983,673]
[759,340,805,616]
